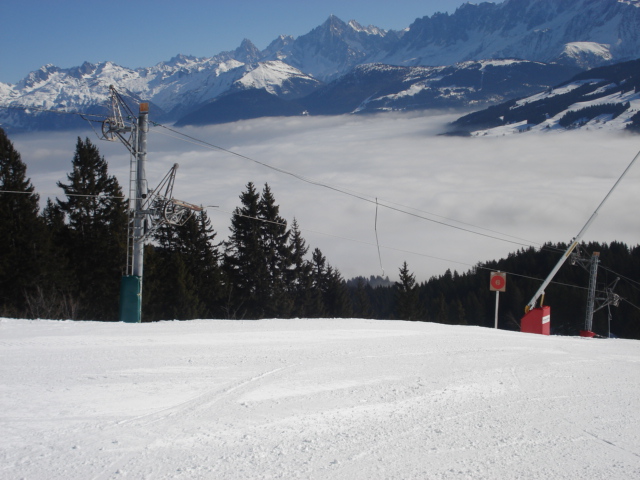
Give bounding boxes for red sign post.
[490,272,507,292]
[490,272,506,328]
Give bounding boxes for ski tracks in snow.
[2,319,640,479]
[89,364,300,479]
[116,365,293,427]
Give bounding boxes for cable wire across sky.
[0,103,621,256]
[150,122,544,250]
[1,102,546,252]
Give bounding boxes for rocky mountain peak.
[163,54,197,67]
[234,39,261,63]
[347,20,386,36]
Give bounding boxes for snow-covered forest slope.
[451,58,640,135]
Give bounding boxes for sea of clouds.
[11,111,640,281]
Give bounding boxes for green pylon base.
[120,275,142,323]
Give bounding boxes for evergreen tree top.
[0,127,38,201]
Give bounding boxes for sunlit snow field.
[5,114,640,477]
[1,318,639,479]
[12,112,640,281]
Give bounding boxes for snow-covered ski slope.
[1,318,639,479]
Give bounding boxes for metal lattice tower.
[101,86,202,322]
[102,89,148,322]
[125,140,137,275]
[571,248,622,337]
[583,252,600,333]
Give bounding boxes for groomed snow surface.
[1,318,639,479]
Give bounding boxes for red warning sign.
[490,272,506,292]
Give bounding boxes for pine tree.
[143,246,201,321]
[308,248,352,318]
[324,266,352,317]
[309,248,328,317]
[223,183,298,318]
[180,210,223,317]
[434,293,451,324]
[452,299,467,325]
[31,198,79,319]
[287,219,313,317]
[396,261,420,320]
[56,137,128,319]
[223,182,268,318]
[146,210,222,319]
[258,184,292,317]
[352,278,373,318]
[0,128,49,317]
[222,182,352,319]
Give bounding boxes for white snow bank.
[561,42,613,61]
[1,318,639,479]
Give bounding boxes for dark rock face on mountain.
[175,89,306,126]
[299,61,581,116]
[279,15,402,82]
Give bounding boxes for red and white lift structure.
[521,147,639,336]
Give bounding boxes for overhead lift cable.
[2,104,617,262]
[7,98,636,324]
[0,104,108,120]
[149,123,542,250]
[0,189,125,199]
[599,265,640,291]
[205,205,594,294]
[0,103,558,252]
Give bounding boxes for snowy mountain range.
[449,58,640,135]
[175,60,580,126]
[1,0,640,131]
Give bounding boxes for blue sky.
[1,0,478,84]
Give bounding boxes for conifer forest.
[1,127,639,339]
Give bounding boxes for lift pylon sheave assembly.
[141,163,203,242]
[521,147,640,335]
[594,277,621,338]
[102,86,201,323]
[102,85,135,145]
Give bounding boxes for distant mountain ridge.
[2,0,640,130]
[175,59,580,126]
[377,0,640,69]
[449,58,640,135]
[298,60,579,116]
